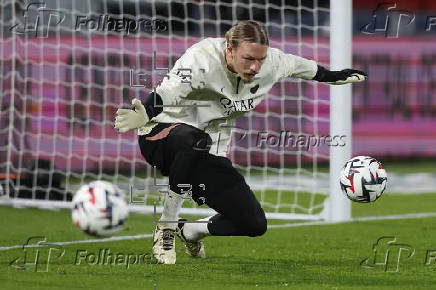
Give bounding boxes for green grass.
[1,191,436,290]
[352,192,436,217]
[381,159,436,174]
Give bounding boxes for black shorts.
[138,122,215,175]
[138,122,244,202]
[138,122,180,176]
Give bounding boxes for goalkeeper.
[115,20,366,264]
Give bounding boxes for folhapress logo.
[360,236,415,272]
[9,236,65,272]
[10,2,65,38]
[361,2,415,38]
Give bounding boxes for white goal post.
[328,0,352,221]
[0,0,351,222]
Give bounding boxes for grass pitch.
[1,192,436,290]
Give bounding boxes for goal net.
[0,0,349,221]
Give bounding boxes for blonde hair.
[225,20,269,48]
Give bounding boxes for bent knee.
[246,216,267,237]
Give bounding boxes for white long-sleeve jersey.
[138,37,318,157]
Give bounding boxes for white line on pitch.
[268,212,436,228]
[0,233,153,251]
[2,212,436,251]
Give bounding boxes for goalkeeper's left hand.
[312,65,367,85]
[327,69,367,85]
[114,98,149,133]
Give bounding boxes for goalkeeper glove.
[313,65,367,85]
[114,98,149,133]
[327,69,367,85]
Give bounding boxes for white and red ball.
[340,156,387,203]
[72,181,129,236]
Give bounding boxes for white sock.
[182,216,212,241]
[159,190,184,230]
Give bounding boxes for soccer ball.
[72,181,129,237]
[339,156,387,203]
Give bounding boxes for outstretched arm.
[114,45,205,133]
[272,49,367,85]
[312,65,367,85]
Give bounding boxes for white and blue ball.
[72,181,129,236]
[340,156,387,203]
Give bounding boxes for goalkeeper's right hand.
[114,98,149,133]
